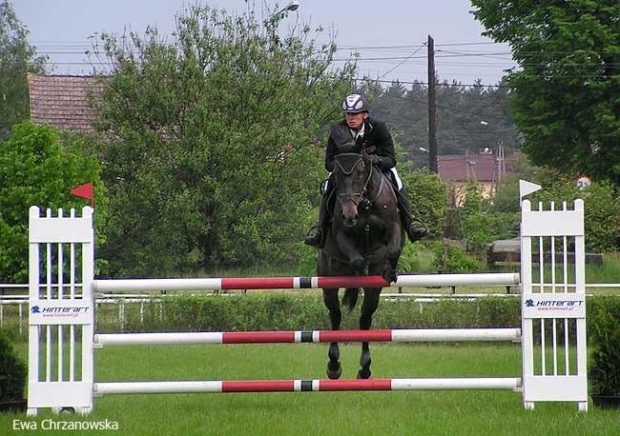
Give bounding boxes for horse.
[317,152,404,380]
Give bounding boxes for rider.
[304,93,427,248]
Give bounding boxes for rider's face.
[344,112,368,130]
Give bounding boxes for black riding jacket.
[325,117,396,173]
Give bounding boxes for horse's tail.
[342,288,359,312]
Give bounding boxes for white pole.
[391,378,520,391]
[96,381,223,395]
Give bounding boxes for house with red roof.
[27,73,105,134]
[438,151,511,206]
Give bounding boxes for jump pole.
[95,378,522,395]
[95,328,522,346]
[92,273,520,293]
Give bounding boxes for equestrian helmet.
[342,94,369,114]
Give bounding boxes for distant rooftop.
[27,74,106,134]
[438,153,498,182]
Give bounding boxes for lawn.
[2,342,619,435]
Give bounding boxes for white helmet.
[342,94,369,114]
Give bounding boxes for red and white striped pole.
[95,328,521,346]
[93,273,520,293]
[95,378,521,395]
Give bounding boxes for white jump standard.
[26,198,589,414]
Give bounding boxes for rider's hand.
[367,154,381,165]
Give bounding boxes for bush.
[101,294,522,334]
[460,212,519,253]
[432,244,483,273]
[589,297,620,396]
[0,331,26,401]
[400,167,449,239]
[0,122,107,282]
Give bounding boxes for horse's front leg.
[357,288,381,379]
[335,232,367,275]
[323,288,342,379]
[384,221,403,283]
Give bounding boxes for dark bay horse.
[318,152,404,379]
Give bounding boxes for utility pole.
[427,35,438,173]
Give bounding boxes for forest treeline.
[368,80,520,167]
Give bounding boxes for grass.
[586,252,620,291]
[2,342,620,435]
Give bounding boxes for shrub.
[0,122,106,282]
[531,179,620,253]
[589,297,620,396]
[400,167,449,239]
[102,294,522,334]
[432,244,483,273]
[0,331,26,401]
[460,212,519,253]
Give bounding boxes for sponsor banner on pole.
[522,293,585,319]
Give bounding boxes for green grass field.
[2,343,619,435]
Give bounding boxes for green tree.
[91,5,356,276]
[534,180,620,253]
[462,180,484,213]
[0,0,46,139]
[472,0,620,184]
[400,166,449,239]
[494,156,620,252]
[371,78,520,168]
[0,122,106,283]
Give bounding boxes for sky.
[13,0,517,87]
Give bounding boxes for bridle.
[334,153,373,209]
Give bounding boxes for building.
[27,73,105,134]
[438,151,510,206]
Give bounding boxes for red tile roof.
[438,153,496,182]
[27,74,107,134]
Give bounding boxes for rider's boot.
[304,192,329,249]
[397,186,428,243]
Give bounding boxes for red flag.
[71,183,95,207]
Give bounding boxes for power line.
[376,45,426,80]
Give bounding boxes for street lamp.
[272,1,300,20]
[268,1,300,46]
[479,120,506,193]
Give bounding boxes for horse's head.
[332,153,372,228]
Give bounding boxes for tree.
[493,155,620,252]
[399,166,449,239]
[371,79,520,167]
[91,5,356,276]
[0,0,46,139]
[0,122,106,283]
[472,0,620,184]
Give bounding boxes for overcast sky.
[14,0,517,86]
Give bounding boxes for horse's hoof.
[382,269,397,284]
[327,363,342,380]
[390,272,398,283]
[357,369,372,380]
